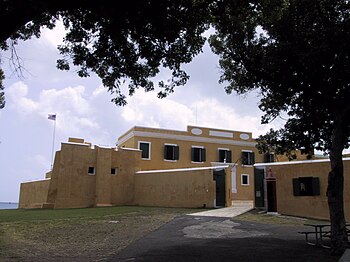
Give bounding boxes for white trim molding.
[118,131,256,147]
[136,165,229,174]
[254,157,350,167]
[241,174,250,186]
[138,141,151,160]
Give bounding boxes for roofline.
[254,157,350,167]
[117,125,254,141]
[21,178,51,184]
[117,130,257,147]
[136,165,229,174]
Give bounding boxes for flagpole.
[50,114,56,170]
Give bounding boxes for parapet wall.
[19,179,50,209]
[134,166,231,208]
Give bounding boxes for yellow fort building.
[18,124,350,221]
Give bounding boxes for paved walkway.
[109,215,339,261]
[188,200,254,218]
[107,202,344,261]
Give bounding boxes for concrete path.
[188,200,254,218]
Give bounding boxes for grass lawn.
[0,206,327,261]
[0,206,203,261]
[234,209,324,226]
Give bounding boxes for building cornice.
[254,157,350,167]
[118,130,256,147]
[136,165,229,174]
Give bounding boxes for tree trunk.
[328,119,348,255]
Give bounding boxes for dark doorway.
[254,168,265,208]
[213,169,226,207]
[266,178,277,212]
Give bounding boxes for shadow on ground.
[108,215,340,262]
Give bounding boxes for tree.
[0,0,209,106]
[0,68,4,109]
[209,0,350,255]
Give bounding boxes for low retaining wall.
[134,166,230,208]
[18,179,50,208]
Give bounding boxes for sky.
[0,23,284,202]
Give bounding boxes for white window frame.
[138,141,151,160]
[191,145,205,163]
[241,174,250,186]
[231,166,237,193]
[242,150,254,166]
[164,143,178,162]
[218,147,231,163]
[265,152,275,163]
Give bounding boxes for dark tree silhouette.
[0,0,209,106]
[210,0,350,255]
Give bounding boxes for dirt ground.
[0,210,187,261]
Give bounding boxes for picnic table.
[299,223,350,248]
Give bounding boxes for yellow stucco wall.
[118,125,259,201]
[19,139,143,209]
[19,127,251,210]
[19,179,50,208]
[53,142,97,208]
[110,148,141,206]
[264,159,350,221]
[235,166,255,200]
[134,166,231,208]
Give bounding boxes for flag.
[48,114,56,121]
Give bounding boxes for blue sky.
[0,23,283,202]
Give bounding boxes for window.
[111,168,118,175]
[191,146,206,163]
[264,153,275,163]
[293,177,320,196]
[88,166,95,175]
[218,148,232,163]
[241,174,249,185]
[138,141,151,160]
[241,151,255,165]
[164,144,179,161]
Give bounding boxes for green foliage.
[0,0,210,106]
[210,0,350,153]
[255,128,313,160]
[210,1,350,253]
[0,68,4,109]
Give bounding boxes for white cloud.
[122,91,194,129]
[7,81,28,98]
[92,85,106,97]
[41,20,65,47]
[122,106,144,123]
[6,82,38,114]
[193,98,276,137]
[6,81,99,136]
[39,85,90,115]
[121,91,279,137]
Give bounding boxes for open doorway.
[213,169,226,207]
[254,168,265,208]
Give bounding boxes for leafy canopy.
[0,0,210,106]
[209,0,350,155]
